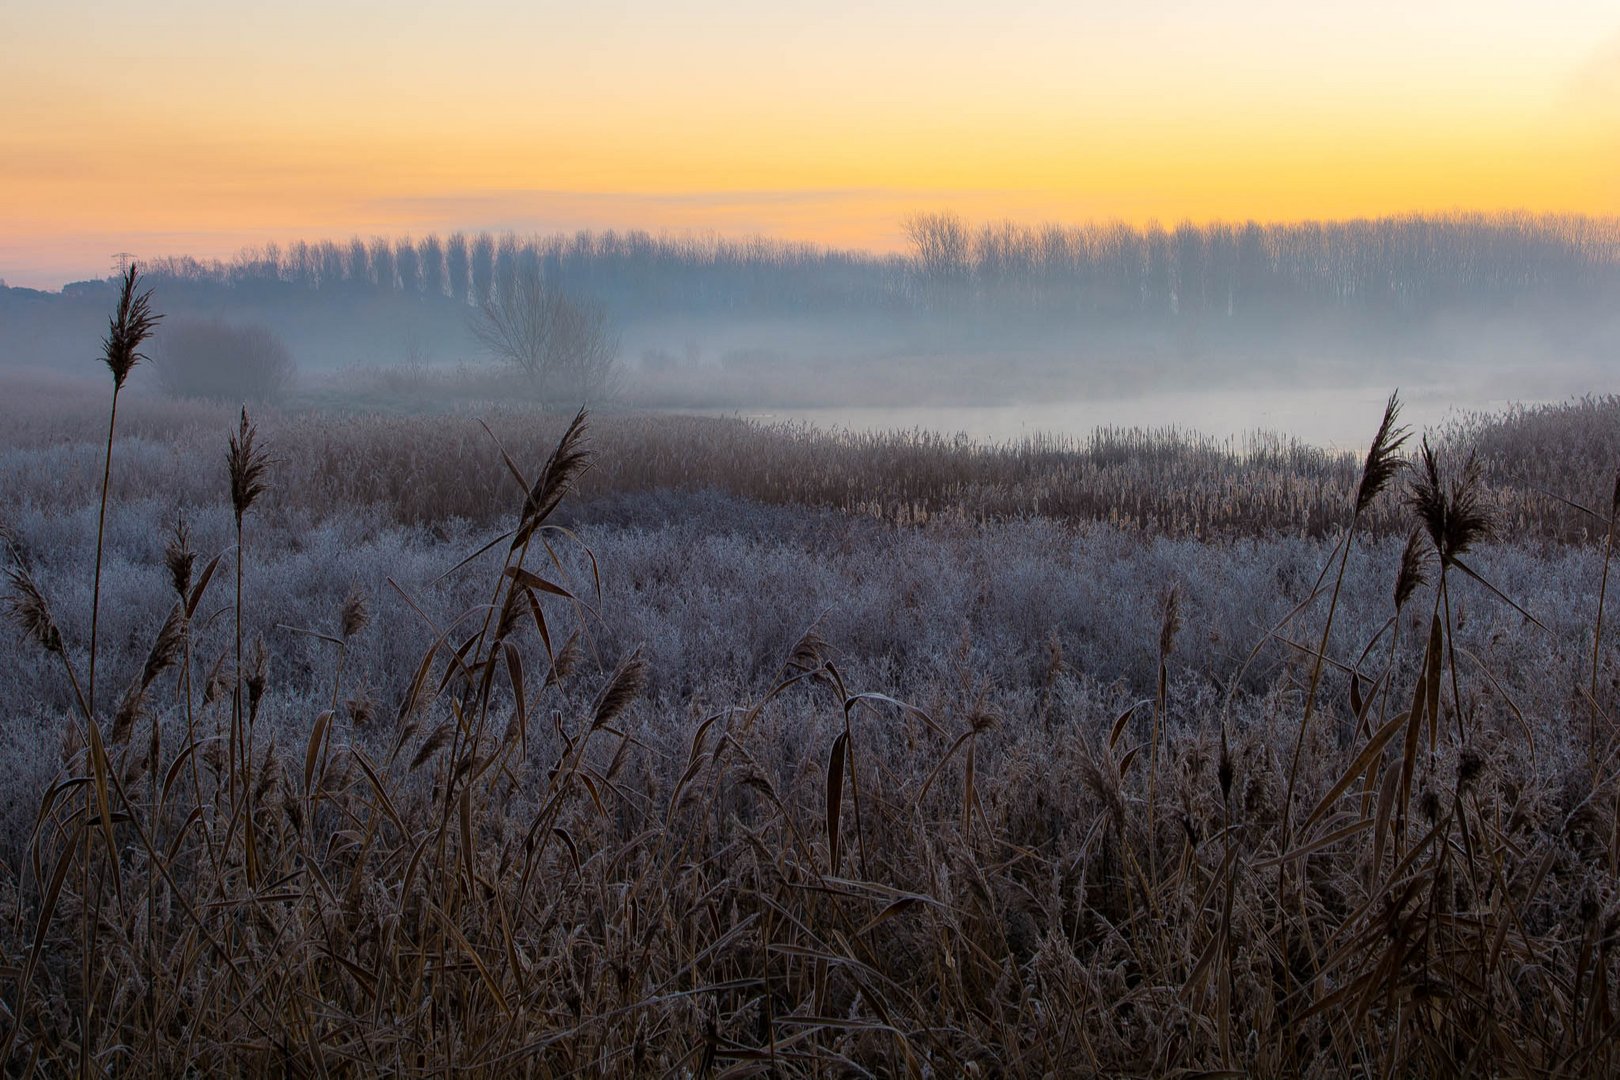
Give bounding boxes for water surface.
[726,382,1579,451]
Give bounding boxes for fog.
[4,212,1618,446]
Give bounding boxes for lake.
[718,381,1580,451]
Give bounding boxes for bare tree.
[902,211,972,310]
[469,264,619,405]
[902,211,971,280]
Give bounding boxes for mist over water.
[3,214,1618,449]
[725,383,1570,450]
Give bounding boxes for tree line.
[130,211,1620,324]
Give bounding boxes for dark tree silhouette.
[446,232,470,304]
[470,232,495,307]
[419,234,445,299]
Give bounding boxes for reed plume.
[1356,392,1409,515]
[228,407,272,528]
[89,264,160,714]
[514,407,594,547]
[339,589,369,640]
[227,408,272,841]
[101,263,159,392]
[1408,436,1491,568]
[589,650,647,730]
[164,516,195,601]
[5,552,91,725]
[5,561,65,658]
[1393,526,1428,611]
[1285,391,1408,834]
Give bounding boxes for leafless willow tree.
[470,265,619,405]
[903,211,972,278]
[902,211,974,309]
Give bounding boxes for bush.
[154,317,296,403]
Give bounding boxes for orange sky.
[3,1,1617,286]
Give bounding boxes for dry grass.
[0,303,1617,1075]
[9,370,1620,544]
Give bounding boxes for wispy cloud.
[1568,30,1620,126]
[363,188,924,213]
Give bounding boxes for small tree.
[469,264,618,405]
[902,210,971,282]
[154,317,296,403]
[902,210,972,311]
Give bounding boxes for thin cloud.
[1568,30,1620,124]
[364,188,916,213]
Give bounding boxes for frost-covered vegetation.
[0,275,1617,1074]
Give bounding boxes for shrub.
[154,316,296,403]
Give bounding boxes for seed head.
[410,722,453,772]
[245,637,269,714]
[228,408,272,527]
[787,629,830,674]
[1393,527,1429,611]
[1419,786,1441,824]
[201,651,233,708]
[346,692,376,730]
[590,651,647,730]
[340,588,369,640]
[4,563,63,656]
[1407,438,1491,568]
[514,408,594,548]
[102,264,160,391]
[1457,748,1484,790]
[545,634,581,687]
[140,604,186,689]
[1158,585,1182,659]
[1355,392,1410,517]
[111,682,144,746]
[165,516,195,602]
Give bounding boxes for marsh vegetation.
[0,272,1617,1075]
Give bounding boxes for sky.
[3,0,1618,287]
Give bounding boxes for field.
[2,303,1619,1074]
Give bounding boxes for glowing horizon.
[4,1,1617,288]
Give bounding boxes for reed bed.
[0,286,1617,1074]
[4,369,1618,542]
